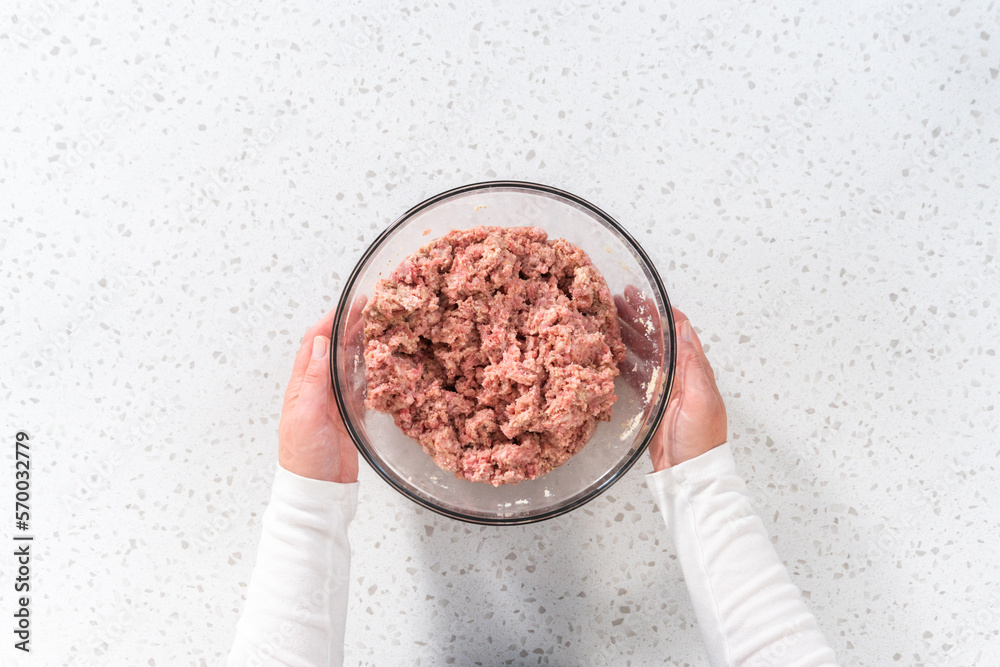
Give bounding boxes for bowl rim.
[330,179,676,525]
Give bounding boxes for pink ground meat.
[363,226,626,486]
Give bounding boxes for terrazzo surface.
[2,0,998,665]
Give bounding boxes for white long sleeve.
[646,443,839,667]
[228,465,358,667]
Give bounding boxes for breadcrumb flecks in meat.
[363,226,625,486]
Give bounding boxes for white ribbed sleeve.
[227,466,358,667]
[229,446,839,666]
[645,443,839,667]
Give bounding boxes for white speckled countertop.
[2,1,998,665]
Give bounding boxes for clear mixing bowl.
[330,181,675,525]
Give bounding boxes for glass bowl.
[330,181,675,525]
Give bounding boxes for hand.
[614,285,664,395]
[278,307,360,484]
[648,307,728,471]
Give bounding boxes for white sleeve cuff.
[272,464,360,519]
[227,464,359,667]
[644,443,839,667]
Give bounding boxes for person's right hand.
[648,307,728,471]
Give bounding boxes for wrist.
[650,441,726,472]
[278,451,357,484]
[279,460,357,484]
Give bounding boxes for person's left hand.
[278,307,360,484]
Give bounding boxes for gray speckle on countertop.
[1,0,997,665]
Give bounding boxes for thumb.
[676,318,715,390]
[676,319,703,370]
[298,335,332,415]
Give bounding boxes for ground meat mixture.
[363,226,626,486]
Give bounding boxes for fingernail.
[680,320,692,342]
[312,336,328,360]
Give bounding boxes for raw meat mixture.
[363,226,626,486]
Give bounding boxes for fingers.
[623,285,663,330]
[683,315,718,382]
[616,287,680,398]
[350,294,368,319]
[615,290,659,359]
[616,296,655,359]
[298,335,333,417]
[614,293,635,322]
[303,306,338,345]
[616,356,647,395]
[676,318,702,363]
[671,307,691,351]
[649,305,728,470]
[284,307,337,406]
[624,284,646,305]
[346,295,368,345]
[675,316,720,392]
